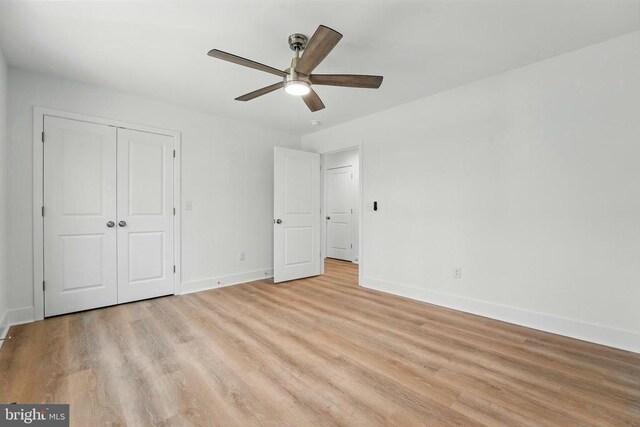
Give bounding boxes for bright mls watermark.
[0,405,68,426]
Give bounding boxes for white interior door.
[44,116,118,316]
[117,128,175,303]
[274,147,321,283]
[326,166,354,261]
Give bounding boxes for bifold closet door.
[116,128,175,303]
[44,117,118,317]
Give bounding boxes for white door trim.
[32,106,182,321]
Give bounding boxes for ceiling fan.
[207,25,383,112]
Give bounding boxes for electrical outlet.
[185,200,193,211]
[240,251,246,261]
[453,267,462,279]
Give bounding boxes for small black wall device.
[373,201,378,211]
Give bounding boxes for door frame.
[32,106,182,321]
[319,145,362,277]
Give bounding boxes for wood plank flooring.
[1,259,639,426]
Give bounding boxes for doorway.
[322,148,359,265]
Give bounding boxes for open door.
[274,147,321,283]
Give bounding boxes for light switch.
[185,201,193,211]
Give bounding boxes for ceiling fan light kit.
[284,80,311,96]
[208,25,383,112]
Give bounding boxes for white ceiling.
[1,1,639,135]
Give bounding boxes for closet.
[43,116,176,316]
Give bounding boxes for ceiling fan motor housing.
[288,33,308,52]
[284,57,310,85]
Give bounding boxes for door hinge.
[350,208,353,214]
[173,265,176,273]
[41,132,45,143]
[173,149,176,158]
[42,281,45,291]
[173,207,176,215]
[351,243,353,249]
[41,206,45,217]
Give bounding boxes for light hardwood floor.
[1,259,639,426]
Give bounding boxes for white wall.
[0,48,8,338]
[7,69,299,319]
[303,31,640,352]
[322,148,360,263]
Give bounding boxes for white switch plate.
[240,251,246,261]
[453,267,462,279]
[185,200,192,210]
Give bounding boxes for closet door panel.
[43,116,118,316]
[117,128,175,303]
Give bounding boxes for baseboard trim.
[7,306,35,325]
[362,276,640,354]
[0,309,7,344]
[0,306,35,349]
[181,268,274,295]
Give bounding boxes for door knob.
[275,219,282,224]
[118,220,127,227]
[106,221,115,228]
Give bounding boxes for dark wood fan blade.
[235,82,284,101]
[302,88,325,112]
[295,25,343,75]
[310,74,383,89]
[208,49,287,78]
